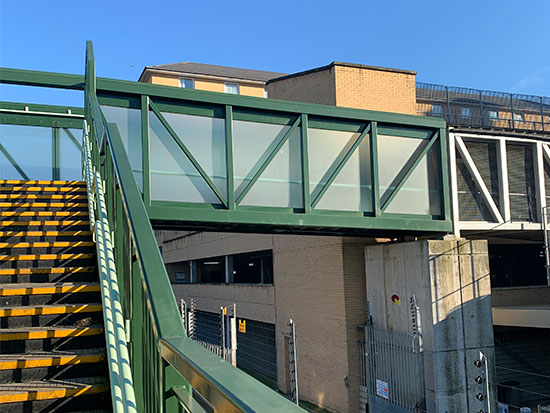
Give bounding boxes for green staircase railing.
[0,39,454,412]
[84,42,305,412]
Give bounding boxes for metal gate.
[361,298,426,412]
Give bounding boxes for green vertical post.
[225,105,235,210]
[300,114,310,213]
[370,121,380,216]
[52,127,60,180]
[439,127,451,222]
[131,256,144,411]
[163,363,191,412]
[141,95,151,206]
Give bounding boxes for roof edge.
[267,62,416,84]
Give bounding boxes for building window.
[461,107,471,118]
[232,250,273,284]
[179,78,195,89]
[196,256,225,283]
[489,110,498,119]
[176,271,186,283]
[513,113,524,122]
[264,88,268,98]
[432,104,442,115]
[225,83,239,95]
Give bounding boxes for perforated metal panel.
[237,319,277,388]
[507,144,537,222]
[456,152,494,221]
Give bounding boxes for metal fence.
[362,325,425,412]
[417,82,550,133]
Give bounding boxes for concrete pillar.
[364,238,497,413]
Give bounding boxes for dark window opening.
[196,256,225,283]
[489,244,546,287]
[232,250,273,284]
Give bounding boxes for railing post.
[51,127,60,180]
[541,96,545,132]
[445,86,451,123]
[131,257,144,411]
[510,93,515,129]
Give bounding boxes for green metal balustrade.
[0,40,453,412]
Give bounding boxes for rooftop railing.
[416,82,550,133]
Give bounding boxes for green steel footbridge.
[0,42,452,412]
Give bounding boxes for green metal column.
[52,127,60,180]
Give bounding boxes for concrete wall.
[492,285,550,307]
[364,238,497,413]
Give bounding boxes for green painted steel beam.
[0,67,84,90]
[380,130,440,212]
[0,142,28,179]
[146,204,452,233]
[141,95,151,206]
[235,115,301,205]
[301,114,311,214]
[62,128,82,151]
[0,101,84,116]
[0,112,83,129]
[149,101,228,207]
[311,123,371,209]
[225,105,235,210]
[370,121,381,217]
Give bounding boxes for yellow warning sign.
[239,319,246,333]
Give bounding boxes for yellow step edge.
[0,180,85,185]
[0,267,94,275]
[0,253,94,262]
[0,383,108,404]
[0,353,105,371]
[0,241,94,248]
[0,202,88,208]
[0,194,87,200]
[0,326,104,341]
[0,303,102,317]
[0,284,100,296]
[0,211,88,217]
[0,220,90,226]
[0,230,92,237]
[0,187,87,192]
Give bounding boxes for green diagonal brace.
[62,128,82,151]
[236,115,301,205]
[311,123,371,209]
[149,100,227,208]
[0,142,29,179]
[380,130,439,212]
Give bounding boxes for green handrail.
[84,41,304,412]
[82,120,138,413]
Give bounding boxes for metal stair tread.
[0,241,94,248]
[0,180,85,186]
[0,282,100,294]
[0,186,87,192]
[0,220,90,227]
[0,324,104,336]
[0,253,95,261]
[0,230,92,237]
[0,376,107,391]
[0,267,96,275]
[0,194,87,200]
[0,349,106,370]
[0,211,89,217]
[0,303,103,317]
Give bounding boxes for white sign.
[376,379,389,399]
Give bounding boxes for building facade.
[145,61,550,412]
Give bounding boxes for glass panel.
[379,135,441,215]
[0,124,52,179]
[161,111,226,198]
[149,111,219,204]
[234,120,302,208]
[59,128,82,180]
[101,106,143,190]
[308,128,371,212]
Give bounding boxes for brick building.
[143,60,550,412]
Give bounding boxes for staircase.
[0,180,110,412]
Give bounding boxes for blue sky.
[1,0,550,106]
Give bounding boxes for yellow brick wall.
[147,73,265,97]
[266,67,337,106]
[334,65,417,115]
